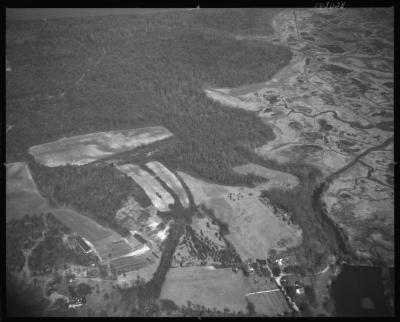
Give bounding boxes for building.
[75,235,92,253]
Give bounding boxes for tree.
[246,301,256,316]
[304,285,317,306]
[77,283,92,298]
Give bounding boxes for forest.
[6,212,97,275]
[6,9,291,185]
[28,157,151,235]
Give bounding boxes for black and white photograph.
[4,4,395,318]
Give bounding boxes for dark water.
[331,264,391,317]
[6,8,185,21]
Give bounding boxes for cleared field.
[160,266,289,315]
[178,172,302,261]
[246,290,290,316]
[160,267,253,313]
[6,162,50,222]
[116,164,174,212]
[233,163,299,190]
[29,126,173,167]
[146,161,189,208]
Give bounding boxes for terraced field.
[115,164,175,212]
[29,126,172,167]
[145,161,190,208]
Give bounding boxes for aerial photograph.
[5,6,394,317]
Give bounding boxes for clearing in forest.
[178,172,302,261]
[29,126,173,167]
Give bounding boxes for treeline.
[7,9,291,186]
[119,219,186,315]
[29,214,95,273]
[28,158,151,233]
[185,225,242,267]
[261,182,343,272]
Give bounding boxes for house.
[294,281,305,295]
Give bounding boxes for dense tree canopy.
[6,9,291,185]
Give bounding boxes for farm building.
[133,232,148,245]
[75,235,92,253]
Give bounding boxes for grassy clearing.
[29,126,172,167]
[178,171,302,260]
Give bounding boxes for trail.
[245,288,280,296]
[20,229,47,282]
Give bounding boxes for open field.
[51,208,141,262]
[146,161,189,208]
[116,164,174,212]
[233,163,299,190]
[246,289,290,316]
[160,266,289,315]
[178,172,302,260]
[29,126,172,167]
[6,162,50,222]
